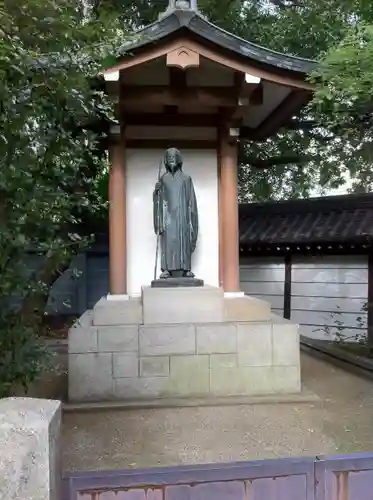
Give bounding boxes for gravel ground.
[62,353,373,472]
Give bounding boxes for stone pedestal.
[68,287,300,403]
[0,398,61,500]
[142,285,225,324]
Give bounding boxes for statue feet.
[183,270,195,278]
[159,270,171,279]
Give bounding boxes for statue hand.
[154,181,161,192]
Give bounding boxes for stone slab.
[272,366,301,393]
[113,353,139,378]
[0,398,61,500]
[68,326,98,354]
[272,322,300,366]
[98,325,138,353]
[151,277,204,287]
[237,323,272,366]
[140,357,170,377]
[210,366,275,396]
[142,285,224,324]
[93,296,142,326]
[210,354,237,369]
[64,388,319,411]
[224,295,271,322]
[139,324,195,356]
[169,355,210,396]
[69,353,114,401]
[196,323,237,354]
[114,377,167,399]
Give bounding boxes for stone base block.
[224,295,271,322]
[0,398,61,500]
[68,306,301,402]
[142,285,224,324]
[93,296,142,326]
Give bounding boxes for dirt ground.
[62,353,373,472]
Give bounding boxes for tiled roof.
[239,193,373,248]
[118,9,316,75]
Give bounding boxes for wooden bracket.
[166,46,200,69]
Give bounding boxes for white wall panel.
[292,255,368,341]
[239,257,284,314]
[126,149,219,296]
[292,282,367,299]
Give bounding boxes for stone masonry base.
[68,288,300,403]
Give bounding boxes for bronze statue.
[153,148,198,279]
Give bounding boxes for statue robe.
[153,169,198,272]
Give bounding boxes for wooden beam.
[169,67,187,89]
[126,139,217,149]
[123,113,220,127]
[250,82,264,106]
[121,85,240,108]
[234,71,263,106]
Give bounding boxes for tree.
[0,0,126,395]
[310,24,373,191]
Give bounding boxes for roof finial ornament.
[159,0,199,20]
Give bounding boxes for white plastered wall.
[126,148,219,296]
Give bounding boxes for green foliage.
[0,0,126,395]
[310,23,373,190]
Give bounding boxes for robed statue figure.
[153,148,198,279]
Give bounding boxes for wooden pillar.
[108,138,126,295]
[220,129,240,293]
[217,131,224,287]
[368,252,373,348]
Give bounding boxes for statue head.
[164,147,183,173]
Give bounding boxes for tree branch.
[246,155,311,168]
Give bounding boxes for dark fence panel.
[64,456,315,500]
[64,453,373,500]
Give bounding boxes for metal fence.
[63,452,373,500]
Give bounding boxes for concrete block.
[196,323,237,354]
[68,326,97,354]
[113,353,139,378]
[209,353,237,369]
[139,324,195,356]
[0,398,61,500]
[69,353,114,401]
[237,322,272,367]
[142,286,224,324]
[272,366,301,393]
[272,322,300,366]
[169,355,210,395]
[93,296,142,326]
[114,377,167,399]
[98,325,138,352]
[224,295,271,322]
[210,366,274,396]
[140,357,169,377]
[237,322,272,350]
